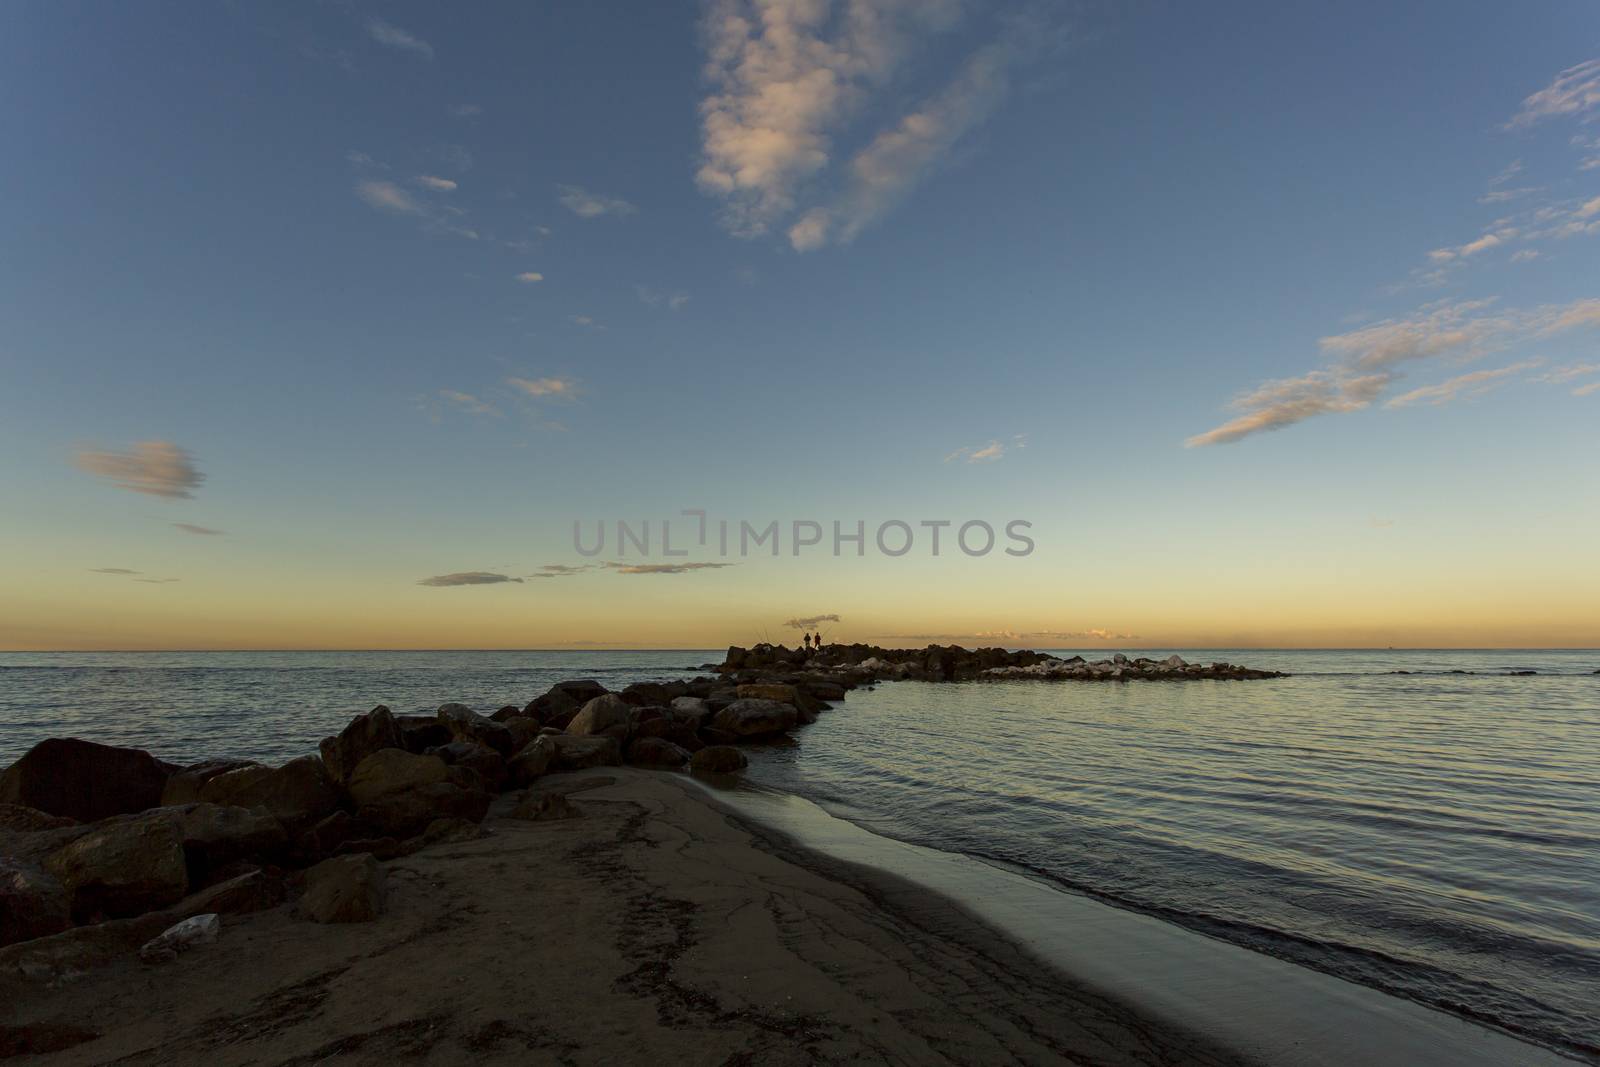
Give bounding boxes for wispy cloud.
[601,561,736,575]
[506,375,580,400]
[515,271,545,284]
[1384,361,1539,409]
[530,564,595,578]
[1185,371,1392,447]
[1187,296,1600,445]
[945,433,1024,463]
[637,286,690,310]
[90,568,139,575]
[1511,249,1540,263]
[367,18,433,60]
[356,180,424,215]
[1574,381,1600,397]
[558,185,636,218]
[437,390,501,417]
[1506,57,1600,129]
[134,577,181,585]
[697,2,1053,250]
[785,614,841,629]
[346,150,387,169]
[1427,228,1517,263]
[418,572,524,587]
[173,523,225,536]
[74,441,204,498]
[569,315,603,329]
[415,175,457,191]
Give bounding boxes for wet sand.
[3,769,1241,1066]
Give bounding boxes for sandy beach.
[2,768,1242,1066]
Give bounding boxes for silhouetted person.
[802,632,812,653]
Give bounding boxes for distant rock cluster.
[719,643,1284,682]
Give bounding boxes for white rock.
[139,912,220,963]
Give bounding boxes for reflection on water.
[749,649,1600,1062]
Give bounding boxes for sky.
[2,0,1599,651]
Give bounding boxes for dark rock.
[318,705,402,784]
[43,813,189,921]
[437,703,514,755]
[357,783,490,838]
[565,693,633,739]
[297,811,358,861]
[175,804,288,873]
[1,859,71,947]
[506,740,554,788]
[709,698,798,739]
[540,734,622,772]
[505,717,543,755]
[552,679,608,704]
[393,714,452,754]
[197,756,339,834]
[527,687,581,728]
[0,805,77,833]
[0,739,172,822]
[296,854,384,923]
[162,758,259,806]
[347,750,450,807]
[625,738,690,769]
[691,746,748,775]
[669,696,712,730]
[619,682,671,707]
[426,742,506,791]
[490,705,523,722]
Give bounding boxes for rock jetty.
[719,642,1285,682]
[0,643,1280,985]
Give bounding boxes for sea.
[1,648,1595,1061]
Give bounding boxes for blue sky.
[2,0,1598,649]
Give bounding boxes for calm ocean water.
[1,648,1596,1059]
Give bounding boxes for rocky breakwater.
[0,671,845,989]
[719,642,1284,682]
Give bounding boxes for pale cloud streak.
[367,19,434,60]
[558,185,636,218]
[1384,361,1539,409]
[785,613,841,629]
[415,175,458,191]
[418,572,523,587]
[945,433,1025,463]
[74,441,204,498]
[515,271,545,283]
[696,0,1047,250]
[173,523,225,536]
[1506,57,1600,129]
[637,286,691,310]
[601,561,736,575]
[355,180,423,215]
[507,376,580,400]
[438,390,501,417]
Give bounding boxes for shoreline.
[698,777,1580,1067]
[4,769,1248,1065]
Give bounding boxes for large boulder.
[196,756,339,833]
[735,683,823,723]
[425,742,506,792]
[505,717,543,755]
[565,694,632,739]
[319,706,402,784]
[551,679,608,705]
[506,741,553,788]
[437,704,513,756]
[690,746,749,775]
[539,734,621,772]
[0,739,172,822]
[669,696,712,730]
[0,805,76,833]
[161,759,259,806]
[347,750,449,807]
[296,854,384,924]
[43,814,189,920]
[175,804,287,870]
[709,699,798,739]
[356,783,490,838]
[393,714,452,754]
[625,738,690,770]
[619,682,672,707]
[528,690,578,727]
[1,859,71,947]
